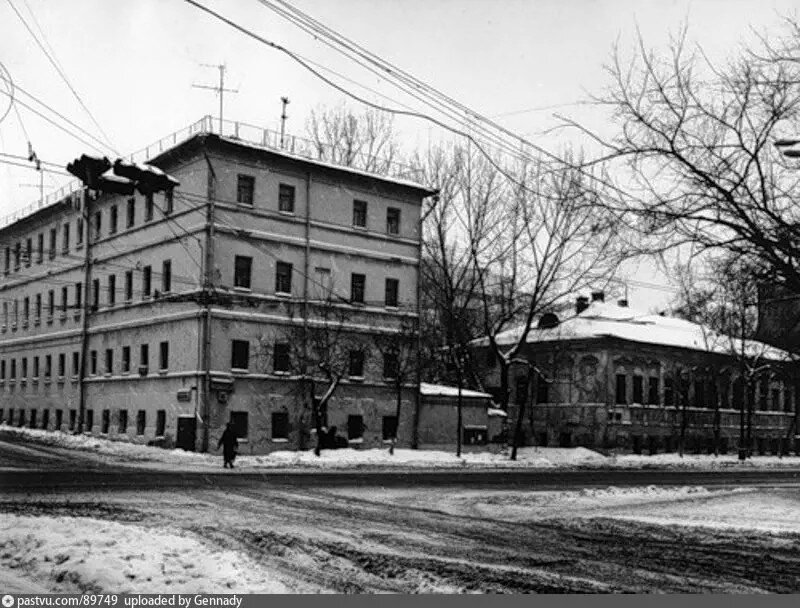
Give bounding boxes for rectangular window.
[48,289,55,318]
[383,352,399,380]
[352,199,367,227]
[348,350,365,378]
[231,340,250,370]
[40,409,49,430]
[771,388,781,412]
[23,297,29,324]
[72,352,79,377]
[347,415,364,440]
[14,242,20,270]
[33,356,39,378]
[108,274,116,306]
[105,349,113,375]
[44,355,52,378]
[124,270,133,301]
[127,198,135,228]
[615,374,627,405]
[234,256,252,289]
[159,341,169,371]
[271,412,289,440]
[142,266,152,298]
[25,237,32,266]
[164,189,174,215]
[54,409,62,430]
[10,359,16,379]
[61,286,68,314]
[21,357,27,380]
[76,219,83,246]
[102,409,110,434]
[648,377,659,405]
[86,409,94,431]
[109,205,118,234]
[122,346,131,373]
[29,410,37,429]
[386,207,400,235]
[229,411,248,439]
[385,278,399,307]
[278,183,295,213]
[62,224,70,252]
[118,409,128,434]
[162,260,171,293]
[382,416,398,441]
[784,388,793,413]
[75,282,82,311]
[90,350,97,375]
[69,409,77,431]
[664,377,675,406]
[49,228,57,257]
[4,246,9,274]
[633,375,643,404]
[275,262,292,294]
[0,360,5,380]
[140,344,149,373]
[145,193,154,222]
[93,212,101,240]
[237,174,255,205]
[350,273,365,304]
[136,410,146,435]
[273,343,290,373]
[91,279,99,311]
[156,410,166,436]
[58,353,65,377]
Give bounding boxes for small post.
[280,97,290,149]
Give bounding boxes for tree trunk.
[738,375,747,461]
[390,381,402,456]
[456,369,463,458]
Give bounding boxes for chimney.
[591,290,605,303]
[576,296,589,315]
[618,298,628,308]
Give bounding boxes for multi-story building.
[0,119,435,453]
[477,292,799,455]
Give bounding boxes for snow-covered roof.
[216,135,436,195]
[420,383,492,399]
[488,300,794,361]
[487,408,508,417]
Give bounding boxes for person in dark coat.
[217,422,239,468]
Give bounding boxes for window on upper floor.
[231,340,250,371]
[127,198,135,228]
[109,205,118,234]
[75,220,83,247]
[108,274,116,306]
[58,354,65,378]
[122,346,131,374]
[145,193,154,222]
[44,354,51,378]
[35,294,41,321]
[348,350,365,378]
[61,286,68,314]
[142,265,152,298]
[385,278,399,308]
[23,297,29,323]
[383,353,399,380]
[14,242,20,270]
[350,273,365,304]
[386,207,400,235]
[74,282,82,311]
[33,356,39,378]
[48,289,55,318]
[140,344,149,373]
[615,374,627,405]
[273,343,290,373]
[648,377,659,405]
[125,270,133,301]
[49,228,57,258]
[3,246,9,274]
[234,256,252,289]
[633,375,643,404]
[353,199,367,228]
[25,238,32,267]
[159,341,169,371]
[72,352,79,377]
[93,212,101,241]
[275,261,292,294]
[164,189,174,215]
[105,349,113,375]
[62,224,70,252]
[278,183,295,213]
[91,279,99,312]
[162,260,171,293]
[237,174,255,205]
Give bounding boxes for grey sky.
[1,0,797,308]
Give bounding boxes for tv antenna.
[192,63,238,133]
[280,97,290,149]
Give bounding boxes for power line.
[0,157,71,176]
[5,0,117,154]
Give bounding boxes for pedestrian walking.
[217,422,239,469]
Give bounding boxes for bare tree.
[567,21,800,293]
[372,316,418,455]
[306,103,401,175]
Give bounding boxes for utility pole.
[77,187,93,433]
[200,152,217,453]
[280,97,290,149]
[193,63,238,134]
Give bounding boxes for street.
[2,436,800,593]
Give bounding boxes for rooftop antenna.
[26,142,43,206]
[280,96,290,149]
[192,63,238,134]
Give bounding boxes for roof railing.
[1,115,426,231]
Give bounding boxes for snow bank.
[0,515,291,593]
[605,452,800,469]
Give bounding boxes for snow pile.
[606,452,800,469]
[0,515,291,593]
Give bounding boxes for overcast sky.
[1,0,798,309]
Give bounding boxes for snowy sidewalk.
[3,425,800,471]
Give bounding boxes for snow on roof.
[419,382,492,399]
[216,135,436,195]
[487,407,508,417]
[490,300,794,361]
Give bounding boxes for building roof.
[419,383,492,399]
[488,300,794,361]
